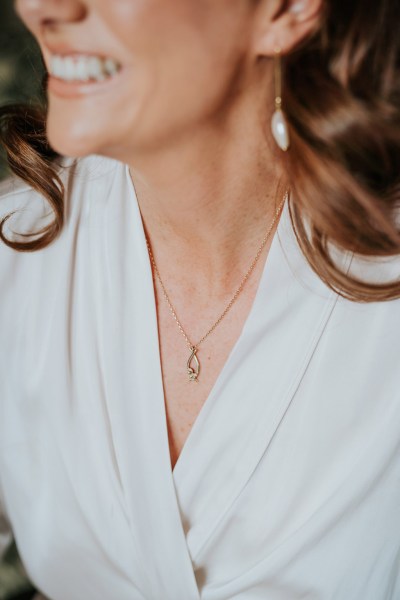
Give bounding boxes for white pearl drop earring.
[271,47,290,152]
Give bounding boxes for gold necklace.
[145,190,288,383]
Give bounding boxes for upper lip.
[44,41,112,58]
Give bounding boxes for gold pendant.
[187,346,200,382]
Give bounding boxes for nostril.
[15,0,87,29]
[42,18,63,28]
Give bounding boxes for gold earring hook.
[274,47,282,111]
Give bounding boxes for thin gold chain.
[145,190,288,351]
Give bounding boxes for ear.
[253,0,324,56]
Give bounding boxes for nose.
[15,0,86,30]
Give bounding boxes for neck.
[128,99,287,294]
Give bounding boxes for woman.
[0,0,399,598]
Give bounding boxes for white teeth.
[49,54,121,82]
[75,57,90,82]
[64,57,75,81]
[87,56,103,79]
[104,57,118,76]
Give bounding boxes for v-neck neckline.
[170,206,289,479]
[126,167,290,479]
[98,163,349,597]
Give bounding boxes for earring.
[271,47,290,152]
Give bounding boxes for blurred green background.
[0,6,43,599]
[0,0,45,181]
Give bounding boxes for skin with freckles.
[16,0,322,470]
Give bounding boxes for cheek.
[45,65,154,158]
[46,54,237,159]
[97,0,209,52]
[46,0,250,159]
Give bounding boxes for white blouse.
[0,155,399,600]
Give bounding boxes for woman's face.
[16,0,262,161]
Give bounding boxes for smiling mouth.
[49,54,122,83]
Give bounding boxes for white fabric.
[0,155,399,600]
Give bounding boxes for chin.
[46,118,106,159]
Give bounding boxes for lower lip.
[48,69,124,98]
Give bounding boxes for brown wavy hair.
[1,0,400,301]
